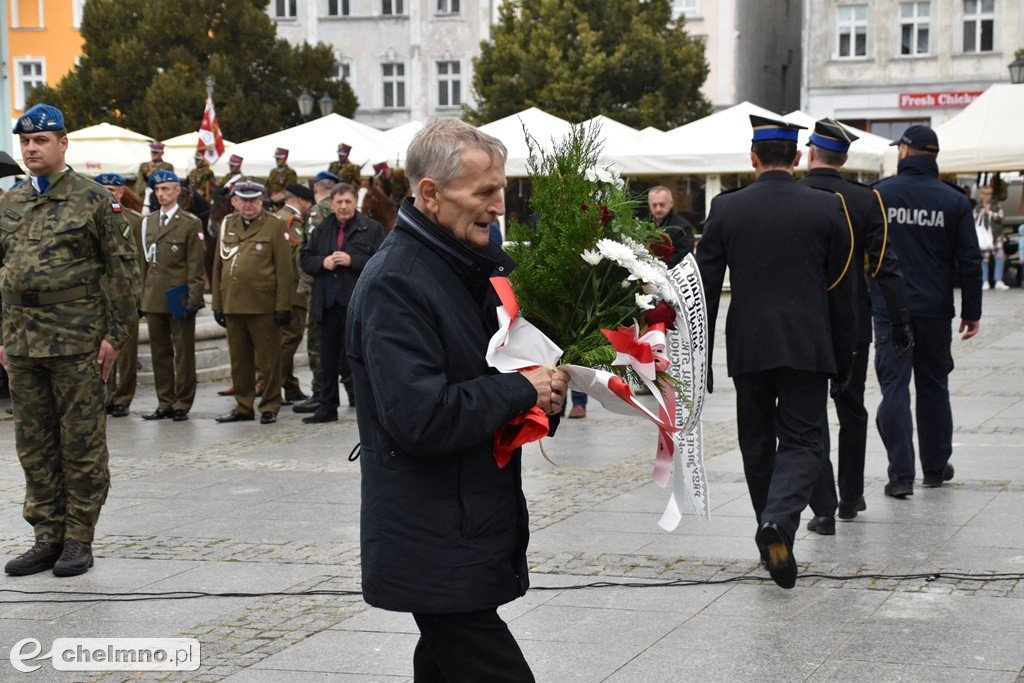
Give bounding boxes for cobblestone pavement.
[0,290,1022,681]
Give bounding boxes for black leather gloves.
[891,321,914,358]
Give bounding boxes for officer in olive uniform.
[265,148,297,205]
[220,154,244,186]
[697,115,856,589]
[278,182,314,404]
[800,118,913,532]
[134,142,174,197]
[212,181,293,424]
[327,143,362,187]
[1,104,140,577]
[292,171,339,414]
[139,170,206,422]
[96,173,145,418]
[187,149,216,200]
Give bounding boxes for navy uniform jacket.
[697,170,856,377]
[870,156,981,322]
[801,168,909,344]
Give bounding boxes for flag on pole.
[197,98,225,164]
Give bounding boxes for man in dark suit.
[299,183,384,424]
[800,118,913,533]
[647,185,694,267]
[697,115,856,588]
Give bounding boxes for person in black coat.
[299,183,384,423]
[799,118,913,532]
[697,115,856,589]
[347,119,568,682]
[647,185,694,266]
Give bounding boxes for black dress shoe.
[286,391,309,402]
[172,409,189,422]
[5,541,63,576]
[52,541,93,577]
[758,522,797,589]
[215,410,254,423]
[302,409,338,424]
[807,516,836,535]
[292,397,322,414]
[884,480,914,498]
[110,405,129,418]
[142,408,171,420]
[260,411,277,424]
[922,463,954,488]
[217,385,235,396]
[837,496,866,520]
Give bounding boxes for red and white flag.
[197,98,225,164]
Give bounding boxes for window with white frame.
[962,0,994,53]
[900,2,930,55]
[336,57,354,89]
[437,0,460,13]
[382,0,404,15]
[274,0,297,18]
[437,61,461,107]
[382,62,406,108]
[671,0,699,19]
[328,0,350,16]
[15,59,46,111]
[837,4,868,58]
[72,0,86,29]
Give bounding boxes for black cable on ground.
[0,571,1020,604]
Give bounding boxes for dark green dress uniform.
[328,161,362,188]
[188,163,216,200]
[0,171,140,544]
[134,159,174,197]
[141,207,206,414]
[109,206,145,410]
[265,164,298,199]
[212,210,292,416]
[278,203,309,400]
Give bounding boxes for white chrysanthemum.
[580,249,603,266]
[621,278,631,289]
[627,260,668,288]
[635,293,655,310]
[642,282,659,295]
[621,235,648,258]
[596,238,636,267]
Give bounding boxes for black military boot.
[52,540,94,577]
[5,540,63,576]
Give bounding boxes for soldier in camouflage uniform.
[96,173,145,418]
[292,171,337,414]
[265,147,297,205]
[278,183,314,404]
[327,143,362,188]
[1,105,140,577]
[389,166,411,210]
[134,142,174,197]
[187,150,217,200]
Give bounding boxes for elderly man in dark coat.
[347,118,569,682]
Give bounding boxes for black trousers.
[411,609,534,683]
[317,302,347,412]
[809,342,870,515]
[733,368,829,547]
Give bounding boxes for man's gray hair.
[406,118,506,188]
[649,185,673,198]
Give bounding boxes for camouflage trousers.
[306,307,321,396]
[281,304,307,398]
[8,351,111,543]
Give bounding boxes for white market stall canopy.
[933,83,1024,173]
[13,122,155,176]
[161,131,236,174]
[382,121,424,165]
[210,113,402,179]
[784,110,889,175]
[478,107,574,177]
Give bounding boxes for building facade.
[6,0,86,117]
[802,0,1024,138]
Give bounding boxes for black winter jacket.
[347,199,538,613]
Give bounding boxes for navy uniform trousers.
[734,367,830,549]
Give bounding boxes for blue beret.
[13,104,65,134]
[95,173,126,186]
[314,170,339,183]
[148,169,180,187]
[750,114,805,143]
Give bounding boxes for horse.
[361,177,396,234]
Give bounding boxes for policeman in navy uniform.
[800,118,913,532]
[871,125,982,499]
[697,115,856,588]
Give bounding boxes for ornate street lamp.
[1008,56,1024,84]
[296,89,315,119]
[318,92,336,116]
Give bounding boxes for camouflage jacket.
[265,164,297,197]
[187,165,216,199]
[0,171,140,356]
[328,161,362,188]
[277,204,308,306]
[134,160,174,196]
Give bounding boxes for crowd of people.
[0,102,1006,680]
